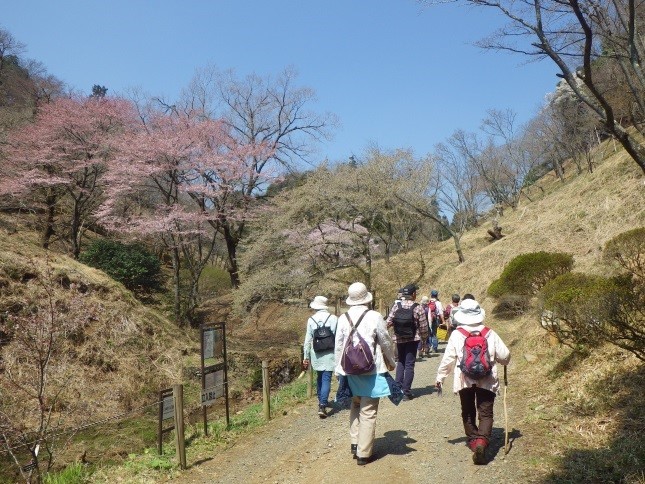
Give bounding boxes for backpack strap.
[457,327,490,337]
[345,309,369,334]
[310,313,332,329]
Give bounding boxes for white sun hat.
[345,282,373,306]
[309,296,329,310]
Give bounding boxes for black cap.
[400,284,418,297]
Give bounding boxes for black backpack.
[312,314,334,352]
[391,302,418,338]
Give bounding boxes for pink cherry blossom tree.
[99,107,271,324]
[0,96,136,257]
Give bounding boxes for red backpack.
[428,300,438,324]
[457,327,493,379]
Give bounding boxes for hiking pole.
[503,365,509,455]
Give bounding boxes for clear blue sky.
[3,0,557,164]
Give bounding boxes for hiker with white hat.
[303,295,338,418]
[435,298,511,465]
[334,282,396,465]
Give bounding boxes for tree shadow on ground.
[542,362,644,483]
[375,430,417,459]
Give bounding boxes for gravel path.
[177,346,535,484]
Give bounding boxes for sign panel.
[162,395,174,420]
[201,369,224,406]
[203,328,216,359]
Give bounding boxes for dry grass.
[310,142,645,482]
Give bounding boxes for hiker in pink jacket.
[435,298,510,465]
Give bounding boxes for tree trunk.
[453,233,465,263]
[42,190,56,250]
[222,224,241,288]
[171,247,182,326]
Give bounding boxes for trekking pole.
[503,365,509,454]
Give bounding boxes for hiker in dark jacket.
[386,284,428,400]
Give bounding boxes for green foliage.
[603,227,644,279]
[44,462,90,484]
[79,239,162,291]
[488,251,574,297]
[539,272,645,360]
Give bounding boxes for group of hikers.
[302,282,511,466]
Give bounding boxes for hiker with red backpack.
[435,298,511,465]
[386,284,428,400]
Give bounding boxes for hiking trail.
[174,345,535,484]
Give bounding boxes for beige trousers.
[349,396,380,458]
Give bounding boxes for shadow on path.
[375,430,417,458]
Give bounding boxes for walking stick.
[503,365,509,454]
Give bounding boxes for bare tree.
[422,0,645,174]
[174,66,337,287]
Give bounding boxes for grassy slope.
[1,141,643,482]
[376,147,645,482]
[249,144,645,482]
[0,221,200,479]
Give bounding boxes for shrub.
[79,239,162,291]
[603,227,644,280]
[488,251,574,298]
[539,272,644,360]
[492,294,532,318]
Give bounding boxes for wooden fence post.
[306,365,313,398]
[262,360,271,420]
[173,384,187,470]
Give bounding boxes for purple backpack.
[341,310,375,375]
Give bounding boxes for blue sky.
[3,0,557,164]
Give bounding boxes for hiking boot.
[356,455,373,465]
[402,393,414,401]
[472,439,487,465]
[351,444,357,459]
[318,405,327,419]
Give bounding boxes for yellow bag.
[436,326,448,341]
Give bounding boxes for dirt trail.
[177,346,535,484]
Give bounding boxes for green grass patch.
[44,463,90,484]
[90,376,309,482]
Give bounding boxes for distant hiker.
[435,298,511,465]
[386,284,428,400]
[303,295,338,419]
[444,293,461,336]
[428,289,445,353]
[334,282,396,465]
[418,295,431,357]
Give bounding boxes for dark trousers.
[458,386,496,444]
[395,341,418,394]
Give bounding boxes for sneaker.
[318,405,327,419]
[472,439,487,465]
[356,455,373,465]
[402,393,414,401]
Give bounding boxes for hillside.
[0,139,643,483]
[226,142,645,482]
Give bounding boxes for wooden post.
[306,364,313,398]
[262,360,271,421]
[173,384,187,469]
